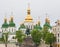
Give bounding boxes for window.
[55,28,56,31]
[29,25,30,29]
[58,34,59,37]
[53,29,54,31]
[58,39,59,42]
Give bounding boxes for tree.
[3,32,9,47]
[31,29,42,47]
[45,32,56,47]
[0,34,4,42]
[42,26,49,40]
[16,30,25,47]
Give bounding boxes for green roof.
[9,22,15,27]
[9,17,15,27]
[44,22,52,29]
[34,24,42,30]
[2,22,9,28]
[19,24,26,29]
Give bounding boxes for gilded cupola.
[25,3,33,22]
[45,17,50,24]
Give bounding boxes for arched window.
[58,33,59,37]
[55,28,56,31]
[58,39,59,42]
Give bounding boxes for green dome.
[44,22,52,29]
[9,22,15,27]
[19,24,26,29]
[34,24,42,30]
[2,23,9,28]
[2,17,9,28]
[9,17,15,27]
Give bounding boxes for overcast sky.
[0,0,60,28]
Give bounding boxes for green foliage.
[45,32,56,45]
[0,32,8,43]
[41,23,56,47]
[16,30,25,44]
[0,35,4,42]
[31,29,42,46]
[42,25,49,40]
[3,32,9,42]
[42,31,48,40]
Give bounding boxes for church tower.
[9,12,16,33]
[2,16,9,32]
[43,14,51,29]
[34,17,42,30]
[24,3,34,30]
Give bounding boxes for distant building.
[1,13,16,42]
[52,20,60,47]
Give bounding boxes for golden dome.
[25,14,33,22]
[45,17,49,22]
[45,17,50,24]
[37,21,40,24]
[25,3,33,22]
[48,19,50,24]
[11,16,13,19]
[10,16,13,21]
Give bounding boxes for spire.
[10,11,13,22]
[4,16,7,23]
[27,3,30,15]
[4,13,7,23]
[37,16,40,26]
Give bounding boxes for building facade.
[52,20,60,47]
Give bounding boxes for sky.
[0,0,60,28]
